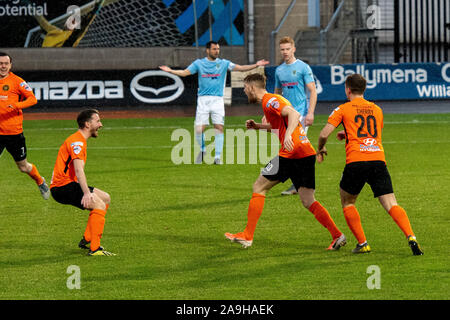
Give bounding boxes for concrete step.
[293,25,352,65]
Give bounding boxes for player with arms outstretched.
[225,73,346,250]
[160,41,268,164]
[317,73,423,255]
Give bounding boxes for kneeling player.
[50,109,115,256]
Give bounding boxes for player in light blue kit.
[160,41,268,164]
[274,36,318,195]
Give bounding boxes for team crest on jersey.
[2,85,9,91]
[20,81,32,91]
[71,141,84,155]
[266,97,279,109]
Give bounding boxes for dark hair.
[206,41,219,49]
[0,52,12,63]
[77,109,99,128]
[345,74,366,94]
[243,73,266,89]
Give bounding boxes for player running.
[225,73,346,250]
[50,109,115,256]
[0,52,50,200]
[317,73,423,255]
[160,41,268,164]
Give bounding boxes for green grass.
[0,113,449,300]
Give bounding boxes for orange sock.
[389,205,414,237]
[83,215,92,243]
[28,164,43,185]
[343,206,366,244]
[309,201,342,239]
[243,193,265,240]
[84,204,109,243]
[88,209,106,251]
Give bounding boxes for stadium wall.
[1,46,247,71]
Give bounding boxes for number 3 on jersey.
[354,115,378,138]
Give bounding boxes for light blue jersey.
[187,57,235,97]
[274,59,314,116]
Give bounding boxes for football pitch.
[0,112,449,300]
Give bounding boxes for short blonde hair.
[279,36,295,46]
[243,73,266,89]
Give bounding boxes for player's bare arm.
[246,119,272,131]
[280,105,300,152]
[73,159,93,208]
[233,59,269,72]
[261,115,273,132]
[159,65,191,77]
[317,123,336,162]
[305,81,317,126]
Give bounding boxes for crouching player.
[50,109,115,256]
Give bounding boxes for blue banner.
[265,63,450,101]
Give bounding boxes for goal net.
[24,0,195,47]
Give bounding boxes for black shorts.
[50,182,95,210]
[262,155,316,190]
[0,133,27,162]
[340,161,394,198]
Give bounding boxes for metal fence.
[394,0,449,62]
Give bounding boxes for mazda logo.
[130,70,184,103]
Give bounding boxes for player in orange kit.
[50,109,115,256]
[225,73,346,250]
[0,52,50,199]
[317,73,423,255]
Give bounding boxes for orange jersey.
[50,131,87,188]
[328,97,385,164]
[262,93,316,159]
[0,72,38,135]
